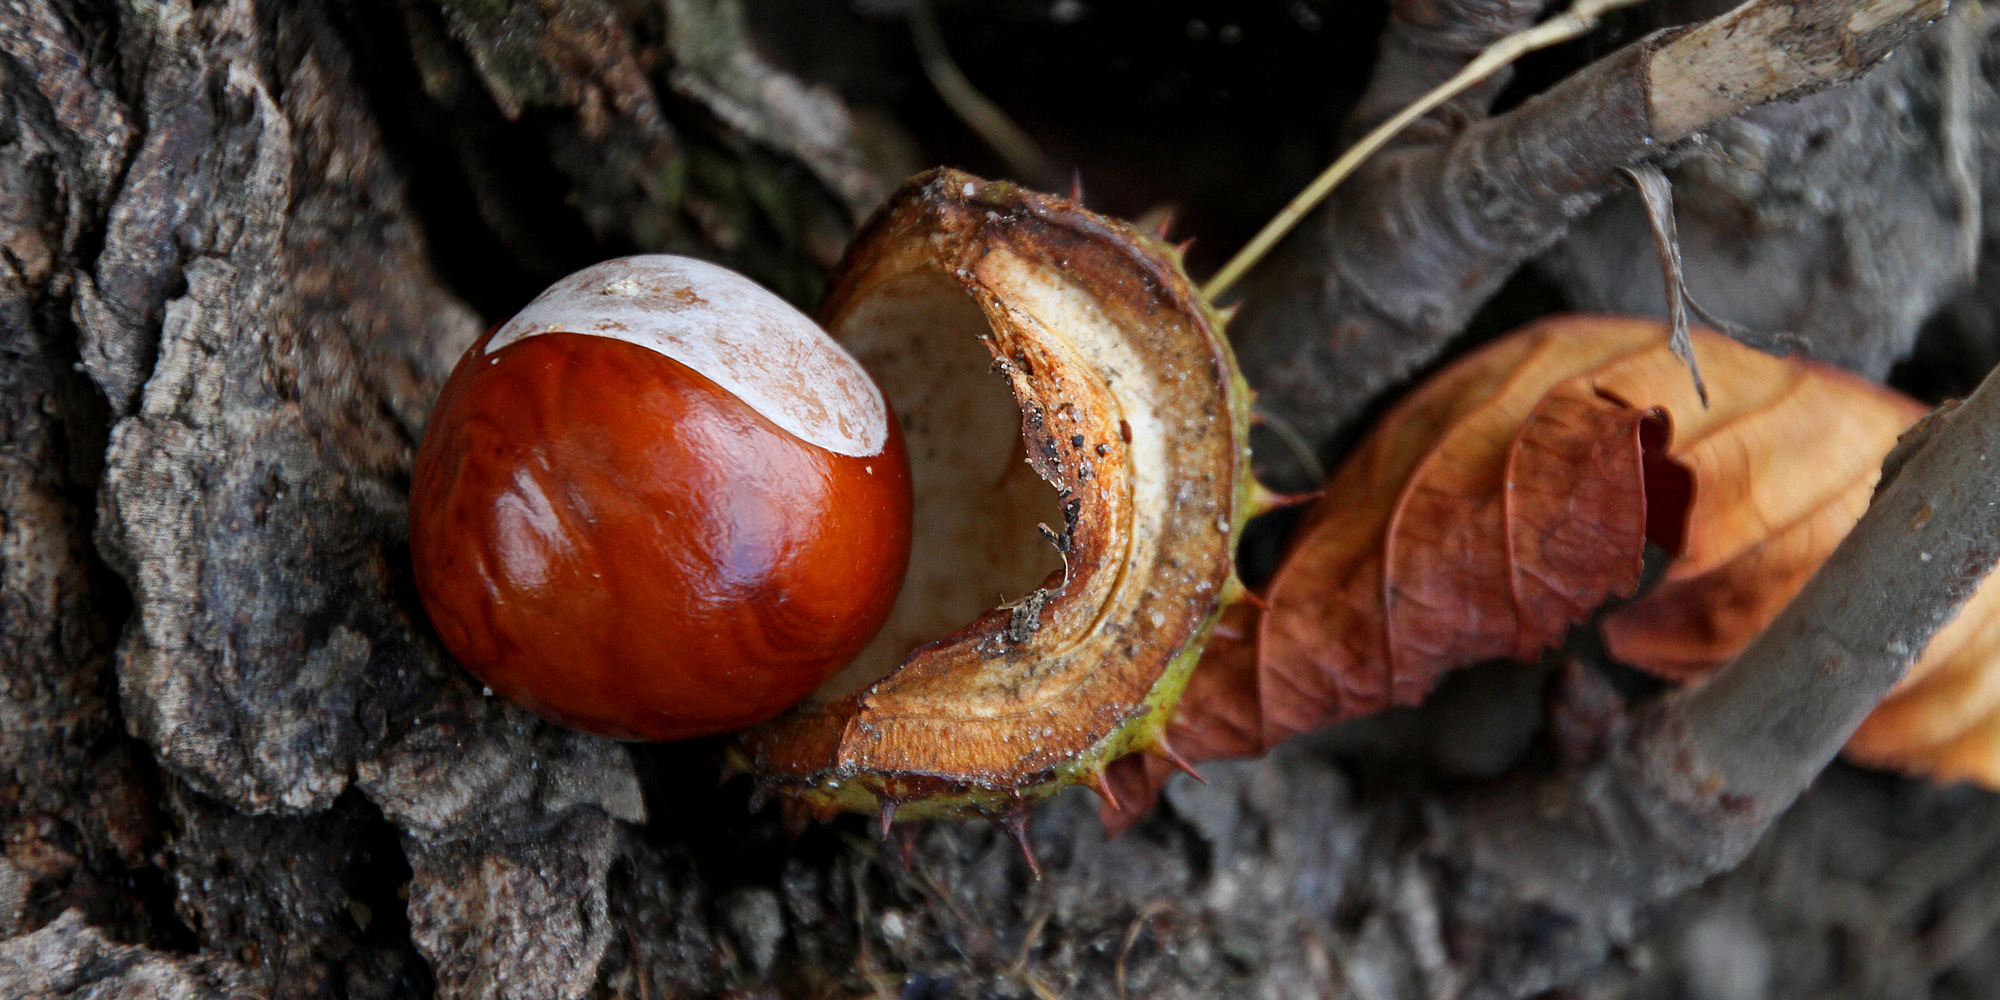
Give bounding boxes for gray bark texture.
[5,1,2000,999]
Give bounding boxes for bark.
[4,1,2000,999]
[6,1,644,996]
[0,910,257,999]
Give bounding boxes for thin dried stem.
[1623,163,1708,403]
[908,1,1061,189]
[1202,0,1650,302]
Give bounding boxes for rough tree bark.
[4,1,2000,999]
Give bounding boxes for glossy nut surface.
[409,258,912,740]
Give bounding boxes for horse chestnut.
[410,255,913,740]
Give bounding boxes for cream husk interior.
[812,267,1067,701]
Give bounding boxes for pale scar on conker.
[409,254,914,741]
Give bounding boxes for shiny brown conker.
[409,256,912,740]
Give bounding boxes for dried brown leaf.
[1256,317,1689,746]
[1104,315,1962,833]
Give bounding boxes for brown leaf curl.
[1105,315,1951,833]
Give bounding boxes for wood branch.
[1544,3,1989,387]
[1229,0,1949,485]
[1677,392,1999,815]
[1428,359,2000,993]
[1204,363,2000,998]
[1649,0,1950,141]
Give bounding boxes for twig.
[1229,0,1951,478]
[850,867,904,1000]
[1676,377,2000,819]
[1202,0,1649,301]
[1343,0,1548,144]
[1441,356,2000,995]
[1252,405,1327,484]
[1648,0,1952,142]
[1008,893,1052,974]
[1113,901,1172,1000]
[1021,973,1064,1000]
[908,1,1061,190]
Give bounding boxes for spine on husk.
[737,170,1265,831]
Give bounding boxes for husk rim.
[740,168,1257,824]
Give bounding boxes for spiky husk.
[740,169,1257,826]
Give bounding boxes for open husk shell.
[740,170,1258,825]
